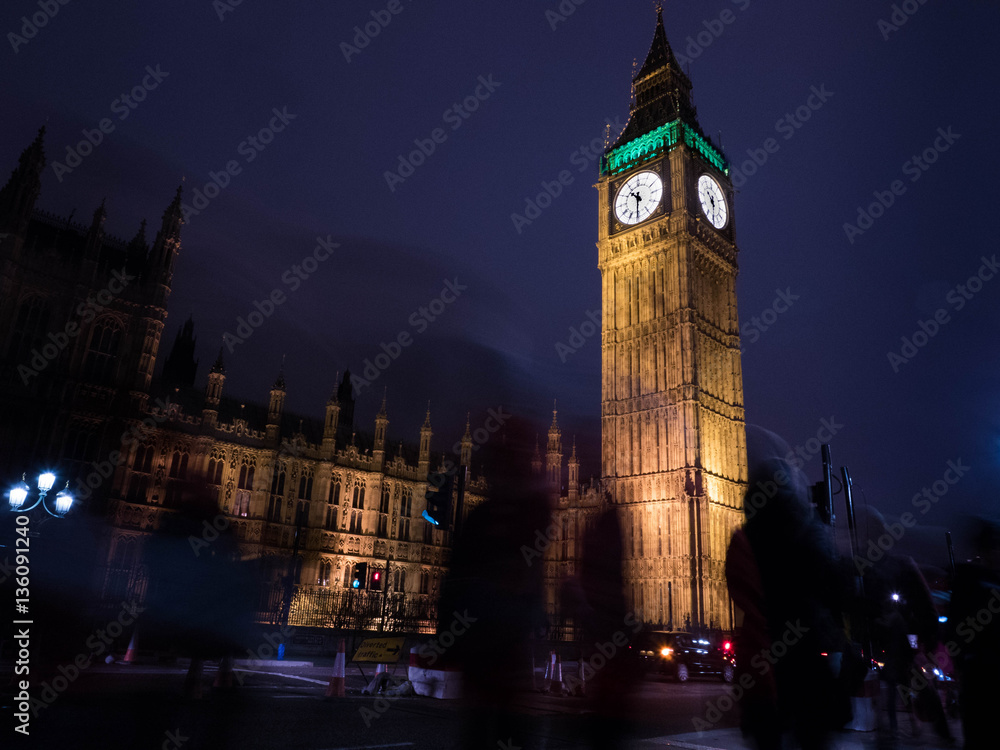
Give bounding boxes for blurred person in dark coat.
[439,416,550,749]
[571,504,642,750]
[141,477,255,695]
[949,518,1000,749]
[867,554,951,743]
[729,426,850,750]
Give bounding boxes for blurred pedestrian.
[949,518,1000,749]
[574,505,641,750]
[439,417,550,749]
[868,554,951,744]
[731,426,850,750]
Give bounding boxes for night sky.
[4,0,999,565]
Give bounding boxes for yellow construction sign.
[352,637,406,663]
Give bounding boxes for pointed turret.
[568,437,580,502]
[418,403,432,474]
[322,371,341,455]
[546,401,563,495]
[162,315,199,390]
[202,346,226,429]
[609,5,698,152]
[84,199,107,258]
[146,185,183,288]
[126,219,149,278]
[460,412,473,467]
[0,127,45,238]
[266,368,286,442]
[373,389,389,464]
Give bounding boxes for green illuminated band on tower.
[602,120,729,176]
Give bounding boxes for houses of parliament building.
[1,7,748,636]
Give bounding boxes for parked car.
[636,631,735,683]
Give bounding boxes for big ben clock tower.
[598,7,747,630]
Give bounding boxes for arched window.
[270,464,285,495]
[169,451,189,479]
[268,463,285,522]
[394,568,406,593]
[207,457,224,485]
[298,473,313,500]
[126,443,154,503]
[318,560,331,586]
[82,320,122,385]
[7,296,51,362]
[329,475,341,505]
[64,424,98,462]
[133,445,154,472]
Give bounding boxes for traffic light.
[352,562,368,589]
[371,568,382,590]
[422,470,454,528]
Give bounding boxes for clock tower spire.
[597,7,747,631]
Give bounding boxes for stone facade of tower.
[0,127,182,496]
[597,11,748,629]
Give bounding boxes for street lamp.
[8,472,74,516]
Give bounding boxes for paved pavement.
[639,722,961,750]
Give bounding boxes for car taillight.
[723,641,732,651]
[661,647,672,657]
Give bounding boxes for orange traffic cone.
[325,638,346,698]
[547,652,563,694]
[363,662,389,695]
[122,627,139,664]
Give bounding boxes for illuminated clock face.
[614,171,663,225]
[698,174,728,229]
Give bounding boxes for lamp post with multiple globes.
[7,472,74,517]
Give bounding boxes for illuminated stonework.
[597,10,747,630]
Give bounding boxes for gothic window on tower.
[268,463,286,522]
[394,568,406,593]
[64,423,98,463]
[169,450,189,479]
[126,443,154,503]
[419,570,430,595]
[233,491,250,518]
[397,488,412,541]
[298,471,313,502]
[234,459,255,518]
[350,509,363,534]
[6,296,51,365]
[376,484,390,538]
[329,474,341,505]
[81,319,123,386]
[423,521,433,544]
[324,503,337,531]
[352,481,366,509]
[318,560,331,586]
[207,455,224,485]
